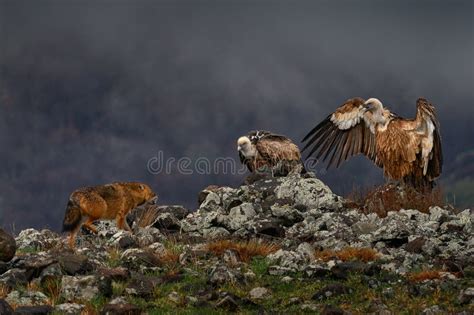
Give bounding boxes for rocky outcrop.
[0,173,471,313]
[181,174,343,239]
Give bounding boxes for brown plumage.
[237,130,305,175]
[302,97,443,190]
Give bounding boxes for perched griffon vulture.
[237,130,305,176]
[302,97,442,190]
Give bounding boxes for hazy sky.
[0,1,473,231]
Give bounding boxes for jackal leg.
[68,224,82,249]
[82,218,98,234]
[117,212,132,232]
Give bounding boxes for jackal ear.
[139,184,145,190]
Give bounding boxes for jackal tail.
[62,199,82,232]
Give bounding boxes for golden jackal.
[62,182,157,248]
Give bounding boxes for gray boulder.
[0,229,16,262]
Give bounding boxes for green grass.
[249,256,271,278]
[15,245,40,255]
[10,242,471,314]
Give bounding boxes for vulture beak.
[363,103,374,112]
[237,145,242,151]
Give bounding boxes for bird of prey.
[302,97,442,190]
[237,130,305,176]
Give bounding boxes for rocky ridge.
[0,173,472,314]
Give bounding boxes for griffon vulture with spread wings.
[238,130,305,176]
[302,97,442,190]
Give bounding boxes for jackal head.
[126,182,158,206]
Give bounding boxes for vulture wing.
[416,98,443,179]
[301,97,378,168]
[256,132,301,165]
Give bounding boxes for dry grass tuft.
[159,249,180,266]
[346,183,446,217]
[136,205,159,228]
[315,247,379,263]
[0,284,10,298]
[81,304,98,315]
[407,270,443,282]
[206,239,280,263]
[41,276,62,306]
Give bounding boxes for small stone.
[312,284,351,300]
[101,303,142,315]
[249,287,271,300]
[281,276,293,283]
[55,303,85,314]
[244,270,256,281]
[58,253,92,275]
[215,296,239,311]
[209,263,242,286]
[98,267,130,282]
[458,287,474,305]
[301,303,319,311]
[61,275,99,302]
[168,291,181,304]
[186,295,198,305]
[148,242,166,255]
[268,265,294,276]
[0,268,28,288]
[125,274,157,298]
[108,297,128,305]
[288,297,301,305]
[117,234,137,249]
[422,305,443,314]
[351,222,378,235]
[6,290,49,306]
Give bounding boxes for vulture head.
[363,98,384,112]
[364,98,387,125]
[237,136,257,158]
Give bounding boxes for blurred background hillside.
[0,1,473,231]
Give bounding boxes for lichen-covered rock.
[135,227,164,247]
[61,275,100,302]
[5,290,49,306]
[267,249,308,272]
[12,252,56,277]
[225,203,257,231]
[209,263,243,286]
[15,228,60,251]
[55,303,85,315]
[58,253,92,275]
[120,248,160,269]
[125,274,157,298]
[0,268,28,288]
[274,175,343,210]
[458,287,474,305]
[249,287,271,300]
